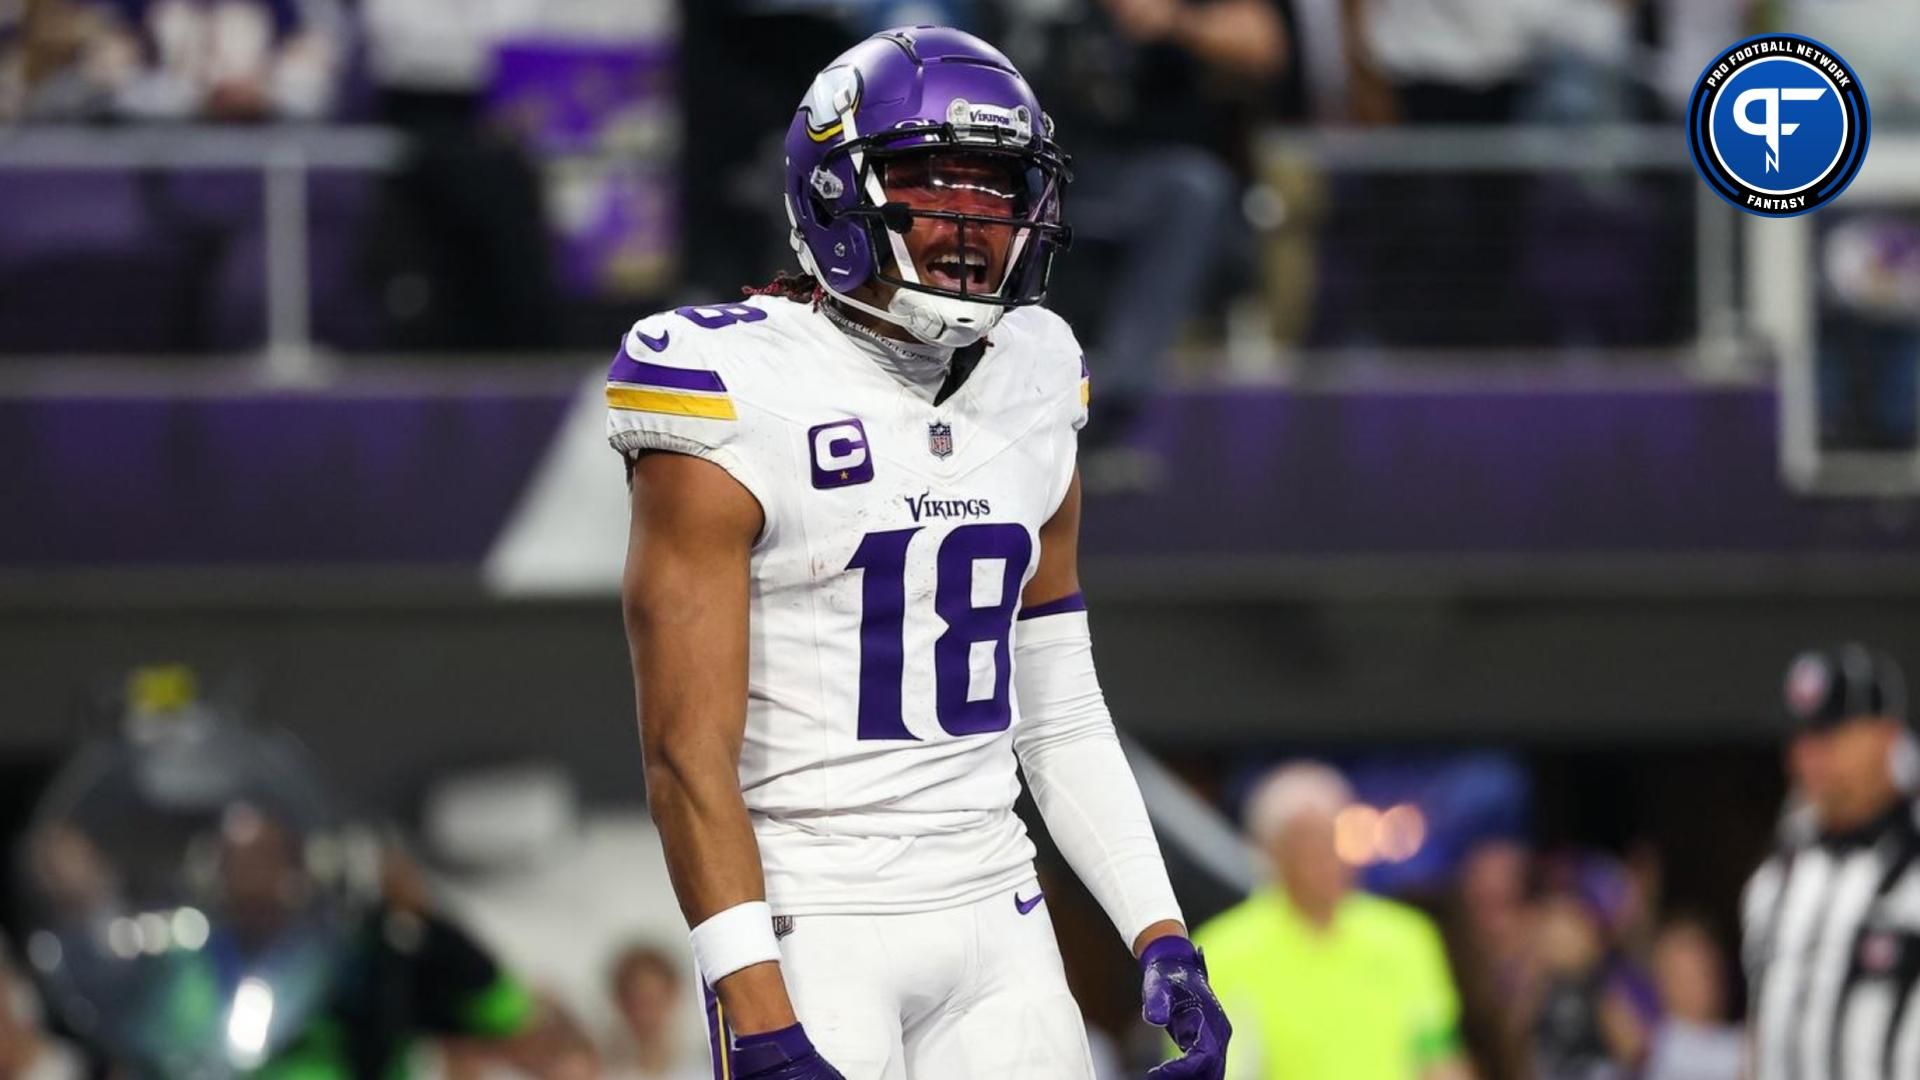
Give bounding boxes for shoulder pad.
[604,303,801,536]
[606,300,804,421]
[608,320,737,421]
[997,305,1089,425]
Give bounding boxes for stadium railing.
[0,125,404,382]
[0,122,1745,377]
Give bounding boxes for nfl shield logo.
[927,421,954,460]
[1786,654,1832,720]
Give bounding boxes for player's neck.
[821,298,952,365]
[829,291,919,345]
[819,298,954,403]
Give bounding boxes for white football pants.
[703,878,1098,1080]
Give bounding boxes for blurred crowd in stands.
[1437,836,1744,1080]
[4,0,1915,368]
[0,728,1766,1080]
[1160,758,1751,1080]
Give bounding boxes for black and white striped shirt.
[1743,799,1920,1080]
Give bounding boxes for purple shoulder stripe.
[1018,591,1088,620]
[608,349,728,394]
[1079,356,1090,378]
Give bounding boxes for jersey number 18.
[847,524,1032,741]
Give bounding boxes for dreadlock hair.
[743,271,824,306]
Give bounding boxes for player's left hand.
[1140,936,1230,1080]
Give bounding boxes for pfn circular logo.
[1688,35,1870,218]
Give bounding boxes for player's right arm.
[623,450,797,1034]
[614,310,844,1079]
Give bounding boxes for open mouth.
[923,245,993,291]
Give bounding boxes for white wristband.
[689,901,782,986]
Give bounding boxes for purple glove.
[1141,936,1231,1080]
[730,1023,847,1080]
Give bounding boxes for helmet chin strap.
[796,243,1003,348]
[885,289,1002,348]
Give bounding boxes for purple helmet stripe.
[609,351,728,394]
[1018,591,1087,620]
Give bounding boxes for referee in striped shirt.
[1743,644,1920,1080]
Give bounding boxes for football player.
[612,26,1230,1080]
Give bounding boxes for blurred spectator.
[1559,852,1660,1026]
[1459,841,1531,988]
[1641,916,1741,1080]
[0,940,83,1080]
[359,0,528,107]
[1643,0,1754,119]
[261,845,599,1079]
[998,0,1283,473]
[1445,840,1533,1080]
[0,0,106,120]
[357,0,559,351]
[5,0,344,122]
[14,670,597,1079]
[600,943,702,1080]
[1521,890,1644,1080]
[1507,850,1667,1080]
[1194,762,1470,1080]
[415,769,712,1076]
[1332,0,1648,349]
[0,0,355,354]
[1816,215,1920,452]
[1340,0,1631,125]
[677,4,853,303]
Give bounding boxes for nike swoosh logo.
[1015,891,1045,915]
[635,330,671,353]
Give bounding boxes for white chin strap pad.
[887,290,1003,348]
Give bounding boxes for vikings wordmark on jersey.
[607,293,1088,916]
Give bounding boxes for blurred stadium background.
[3,0,1920,1077]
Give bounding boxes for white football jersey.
[607,295,1088,916]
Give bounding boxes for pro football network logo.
[1688,34,1869,218]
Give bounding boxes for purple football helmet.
[783,26,1072,347]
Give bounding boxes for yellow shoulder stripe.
[607,384,737,421]
[1080,378,1091,407]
